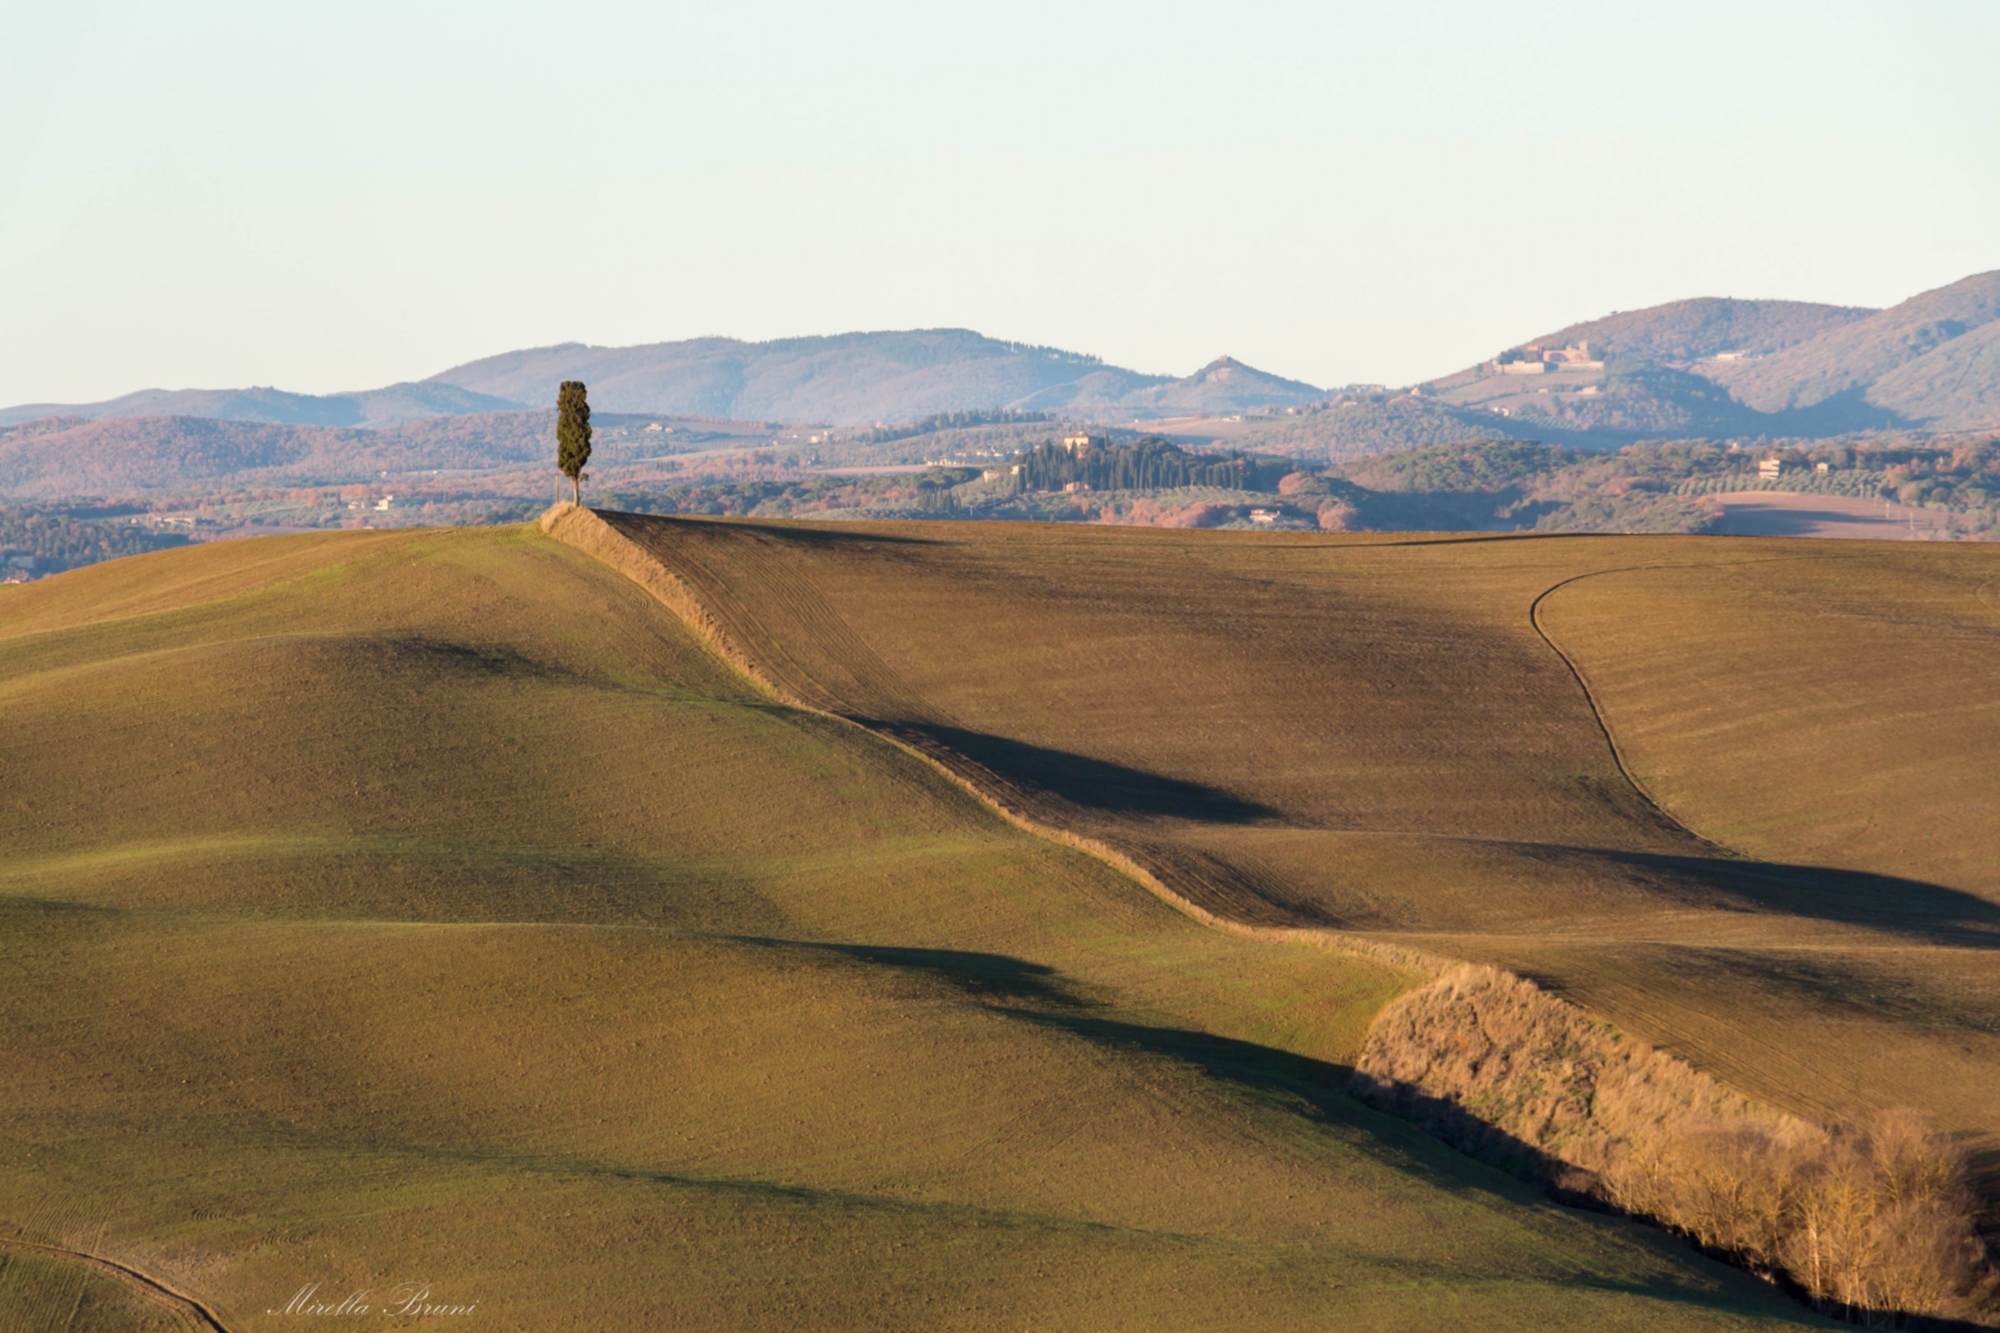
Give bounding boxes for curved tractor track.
[1526,564,1751,859]
[0,1236,231,1332]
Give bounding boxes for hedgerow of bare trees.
[1353,966,1993,1325]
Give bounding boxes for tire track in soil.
[1526,560,1802,859]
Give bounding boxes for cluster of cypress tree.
[1013,436,1278,493]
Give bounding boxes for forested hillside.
[1532,297,1875,363]
[1700,270,2000,427]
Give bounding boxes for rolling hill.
[1112,355,1325,415]
[0,523,1832,1330]
[1866,316,2000,430]
[552,513,2000,1186]
[2,334,1328,437]
[1699,270,2000,429]
[1406,270,2000,443]
[428,331,1327,423]
[0,409,726,497]
[1532,297,1877,365]
[0,381,523,430]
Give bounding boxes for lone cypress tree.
[556,380,592,506]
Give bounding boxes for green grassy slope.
[586,514,2000,1169]
[0,527,1815,1330]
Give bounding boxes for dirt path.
[0,1237,230,1331]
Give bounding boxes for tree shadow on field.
[721,935,1847,1321]
[902,724,1280,824]
[752,936,1539,1155]
[750,935,1589,1185]
[1578,846,2000,949]
[749,940,1097,1009]
[599,510,943,549]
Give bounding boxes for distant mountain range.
[0,411,555,498]
[0,381,522,431]
[4,271,1997,497]
[0,332,1324,431]
[1696,272,2000,429]
[1424,270,2000,440]
[430,331,1324,422]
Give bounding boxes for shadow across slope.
[560,511,2000,1183]
[904,724,1281,823]
[0,523,1831,1330]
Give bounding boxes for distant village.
[1490,342,1605,375]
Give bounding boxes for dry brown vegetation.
[1355,966,1993,1324]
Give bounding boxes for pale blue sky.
[4,1,1996,404]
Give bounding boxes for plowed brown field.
[591,513,2000,1170]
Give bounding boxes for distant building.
[1759,458,1785,479]
[1538,341,1599,366]
[1494,341,1603,374]
[1062,433,1097,456]
[1249,509,1278,525]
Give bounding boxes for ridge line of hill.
[538,503,1444,974]
[0,1236,233,1332]
[537,503,1771,989]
